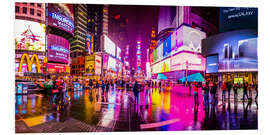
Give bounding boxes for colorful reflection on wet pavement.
[15,85,258,132]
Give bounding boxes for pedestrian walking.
[210,82,217,104]
[193,82,199,106]
[254,82,258,100]
[249,83,253,100]
[202,82,209,109]
[233,83,238,100]
[105,80,110,92]
[227,81,232,100]
[133,81,140,105]
[101,80,105,92]
[89,79,93,89]
[221,81,227,102]
[242,82,249,101]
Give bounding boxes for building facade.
[70,4,88,58]
[15,2,46,76]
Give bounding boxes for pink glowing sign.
[171,52,206,71]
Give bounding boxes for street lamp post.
[185,61,188,87]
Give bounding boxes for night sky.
[109,5,159,73]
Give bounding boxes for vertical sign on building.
[136,41,141,71]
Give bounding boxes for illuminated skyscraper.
[70,4,87,58]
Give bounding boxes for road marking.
[140,118,180,129]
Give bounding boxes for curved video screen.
[48,3,74,35]
[47,34,70,64]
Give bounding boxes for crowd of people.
[31,75,258,110]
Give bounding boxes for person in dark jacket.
[242,82,249,101]
[202,82,209,108]
[233,83,238,100]
[105,80,110,92]
[227,81,232,100]
[101,80,105,92]
[210,82,217,104]
[133,81,139,105]
[89,79,93,89]
[193,82,199,107]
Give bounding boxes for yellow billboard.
[85,55,95,74]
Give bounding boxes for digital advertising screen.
[151,62,162,74]
[85,55,95,74]
[104,35,116,57]
[95,55,102,75]
[116,46,121,59]
[157,43,163,61]
[202,29,258,72]
[47,34,70,64]
[46,63,67,73]
[206,55,219,73]
[163,35,171,58]
[103,54,109,70]
[171,52,206,71]
[85,33,93,54]
[14,19,46,52]
[161,58,170,73]
[48,3,74,35]
[219,7,258,32]
[171,26,184,55]
[108,56,116,72]
[153,49,158,63]
[151,58,171,74]
[171,25,206,55]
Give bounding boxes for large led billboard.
[171,25,206,55]
[14,19,46,52]
[95,55,102,75]
[157,43,163,61]
[104,35,116,57]
[151,58,171,74]
[48,4,74,35]
[103,54,109,70]
[219,7,258,32]
[171,52,206,71]
[85,55,95,74]
[163,36,171,58]
[47,34,70,64]
[108,56,116,72]
[85,33,93,54]
[202,29,258,72]
[206,55,219,73]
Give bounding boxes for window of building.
[30,8,34,15]
[15,6,19,13]
[37,3,41,7]
[30,3,35,6]
[23,2,27,5]
[37,10,41,16]
[22,7,27,14]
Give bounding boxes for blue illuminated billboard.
[202,29,258,72]
[163,36,171,57]
[219,7,258,32]
[206,55,219,73]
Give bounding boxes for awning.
[179,73,204,82]
[157,73,168,80]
